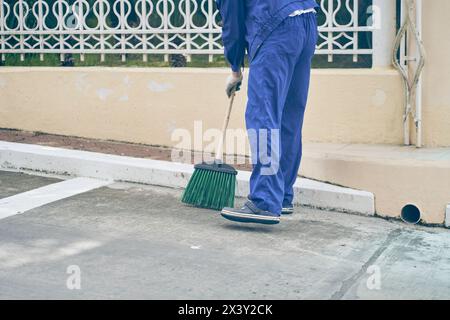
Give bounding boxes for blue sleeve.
[216,0,246,72]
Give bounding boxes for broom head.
[182,161,237,210]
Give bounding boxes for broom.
[181,91,238,210]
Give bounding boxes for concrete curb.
[0,141,375,215]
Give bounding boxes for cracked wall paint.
[372,89,387,107]
[123,75,132,87]
[119,95,129,102]
[75,73,90,92]
[166,120,178,134]
[148,80,173,92]
[0,77,6,89]
[97,88,113,101]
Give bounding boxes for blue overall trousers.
[247,13,318,214]
[217,0,318,215]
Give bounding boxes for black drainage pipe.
[401,204,421,224]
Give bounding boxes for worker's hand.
[225,71,243,98]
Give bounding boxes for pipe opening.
[401,204,421,224]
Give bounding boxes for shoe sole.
[281,208,294,215]
[221,209,280,225]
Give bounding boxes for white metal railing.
[0,0,382,64]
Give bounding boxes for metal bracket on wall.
[392,0,426,147]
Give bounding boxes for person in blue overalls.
[218,0,319,225]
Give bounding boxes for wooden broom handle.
[215,91,236,162]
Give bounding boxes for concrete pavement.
[0,170,449,299]
[0,170,60,197]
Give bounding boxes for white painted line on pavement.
[0,177,112,220]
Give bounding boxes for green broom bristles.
[182,163,237,211]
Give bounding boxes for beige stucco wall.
[0,67,405,148]
[421,0,450,147]
[2,65,449,149]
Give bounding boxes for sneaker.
[221,201,280,225]
[281,204,294,215]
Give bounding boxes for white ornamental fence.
[0,0,396,66]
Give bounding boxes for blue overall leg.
[281,14,318,207]
[245,13,318,214]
